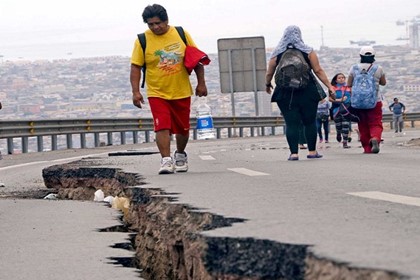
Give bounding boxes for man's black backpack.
[274,46,310,90]
[137,26,187,88]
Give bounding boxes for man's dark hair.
[142,4,168,23]
[360,55,375,64]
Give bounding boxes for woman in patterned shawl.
[265,25,335,161]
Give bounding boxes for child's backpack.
[350,64,379,109]
[137,26,187,88]
[274,47,310,90]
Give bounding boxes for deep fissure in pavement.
[41,159,404,280]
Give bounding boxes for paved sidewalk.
[0,199,142,280]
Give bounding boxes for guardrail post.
[216,128,221,139]
[66,134,73,149]
[51,135,58,151]
[120,132,126,145]
[228,128,232,138]
[271,126,276,135]
[22,137,29,153]
[7,138,14,154]
[145,131,150,143]
[80,133,87,149]
[250,127,255,137]
[37,136,44,152]
[133,131,138,144]
[94,133,100,147]
[239,128,244,137]
[261,127,266,136]
[411,121,415,128]
[107,132,113,145]
[192,129,197,140]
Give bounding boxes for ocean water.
[0,39,134,61]
[0,33,410,62]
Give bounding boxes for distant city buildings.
[409,20,419,49]
[404,85,420,92]
[0,45,419,122]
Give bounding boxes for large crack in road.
[37,156,404,280]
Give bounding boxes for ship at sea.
[349,39,376,46]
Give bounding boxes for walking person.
[298,123,307,149]
[316,98,330,143]
[389,97,406,136]
[347,46,386,154]
[330,73,352,148]
[265,25,335,160]
[130,4,208,174]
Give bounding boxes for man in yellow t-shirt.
[130,4,208,175]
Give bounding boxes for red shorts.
[148,97,191,135]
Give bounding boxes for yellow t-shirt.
[131,26,197,100]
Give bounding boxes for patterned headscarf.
[270,25,313,58]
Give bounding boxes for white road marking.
[199,155,215,160]
[0,161,49,171]
[228,168,269,176]
[348,191,420,207]
[50,154,106,162]
[0,152,110,171]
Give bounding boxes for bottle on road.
[196,98,216,140]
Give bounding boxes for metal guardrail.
[0,117,285,154]
[1,113,419,154]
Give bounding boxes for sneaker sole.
[175,166,188,172]
[371,139,380,154]
[158,169,175,175]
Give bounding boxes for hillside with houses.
[0,45,419,120]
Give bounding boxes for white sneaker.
[158,157,175,175]
[174,151,188,172]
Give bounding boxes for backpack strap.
[137,33,147,88]
[136,26,187,89]
[355,63,377,75]
[174,26,187,46]
[368,64,378,74]
[137,33,146,51]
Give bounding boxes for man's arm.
[347,75,353,87]
[265,57,277,94]
[193,64,207,97]
[379,73,386,86]
[130,64,145,108]
[308,51,336,96]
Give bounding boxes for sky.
[0,0,418,60]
